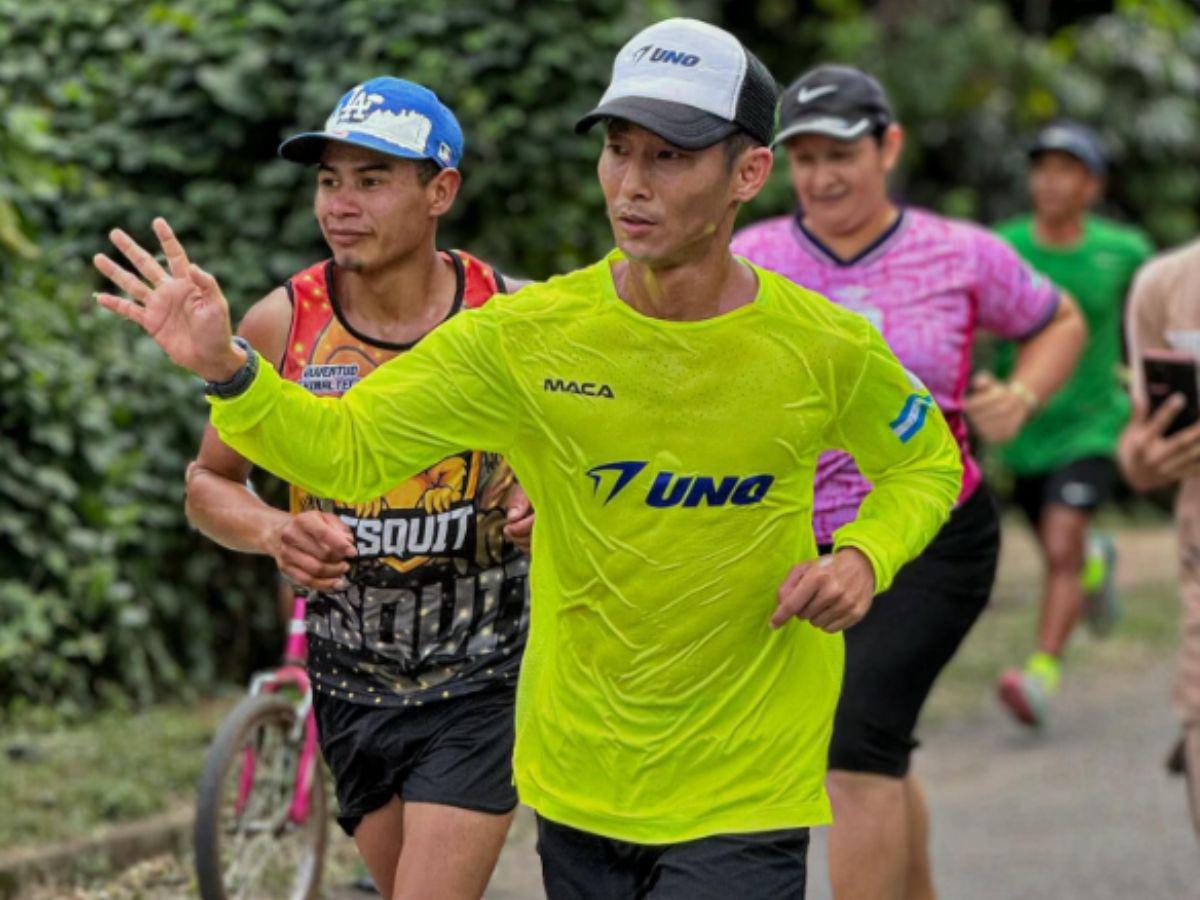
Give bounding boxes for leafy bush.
[735,1,1200,245]
[0,0,684,717]
[0,253,282,719]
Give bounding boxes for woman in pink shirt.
[733,65,1086,900]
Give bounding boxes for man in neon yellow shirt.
[95,18,961,898]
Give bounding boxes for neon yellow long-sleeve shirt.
[210,250,962,843]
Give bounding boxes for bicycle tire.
[194,692,327,900]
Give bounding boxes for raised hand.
[93,217,245,382]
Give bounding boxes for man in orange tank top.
[183,78,529,899]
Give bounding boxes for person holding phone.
[1120,236,1200,843]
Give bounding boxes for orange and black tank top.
[281,251,528,706]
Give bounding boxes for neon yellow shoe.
[997,652,1059,729]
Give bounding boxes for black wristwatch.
[204,336,259,399]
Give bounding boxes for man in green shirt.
[93,18,962,897]
[994,120,1153,729]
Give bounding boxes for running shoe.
[1082,532,1120,637]
[997,668,1051,728]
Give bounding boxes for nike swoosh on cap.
[797,84,838,104]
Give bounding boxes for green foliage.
[0,0,686,299]
[0,254,279,719]
[736,2,1200,246]
[0,0,687,716]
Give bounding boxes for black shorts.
[824,485,1000,778]
[1011,456,1118,527]
[313,685,518,836]
[535,815,809,900]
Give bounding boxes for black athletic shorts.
[1010,455,1118,527]
[313,685,518,835]
[822,485,1000,778]
[535,815,809,899]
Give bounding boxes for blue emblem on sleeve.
[889,392,934,443]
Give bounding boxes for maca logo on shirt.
[889,392,934,444]
[544,378,614,398]
[586,461,774,508]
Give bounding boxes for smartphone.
[1143,348,1200,436]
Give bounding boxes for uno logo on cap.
[631,44,700,67]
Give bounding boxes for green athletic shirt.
[994,215,1153,474]
[209,249,962,843]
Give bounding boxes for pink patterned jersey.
[731,207,1059,544]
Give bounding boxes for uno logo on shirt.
[586,461,774,508]
[889,392,934,444]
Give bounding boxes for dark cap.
[575,18,778,149]
[1029,120,1107,176]
[774,64,893,145]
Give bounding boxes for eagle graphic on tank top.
[281,251,528,706]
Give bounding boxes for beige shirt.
[1127,237,1200,720]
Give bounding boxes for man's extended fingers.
[95,292,147,327]
[1158,432,1200,477]
[807,593,852,632]
[1145,394,1186,439]
[153,217,191,279]
[188,263,220,295]
[777,561,815,600]
[1161,415,1200,453]
[313,513,357,555]
[294,510,356,556]
[771,572,822,628]
[109,228,170,286]
[93,252,151,302]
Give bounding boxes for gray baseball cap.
[1029,120,1107,175]
[575,18,778,149]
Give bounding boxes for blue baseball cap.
[1029,120,1107,176]
[279,77,464,168]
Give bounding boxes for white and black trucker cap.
[575,18,778,149]
[774,64,893,145]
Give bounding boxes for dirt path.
[809,655,1198,899]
